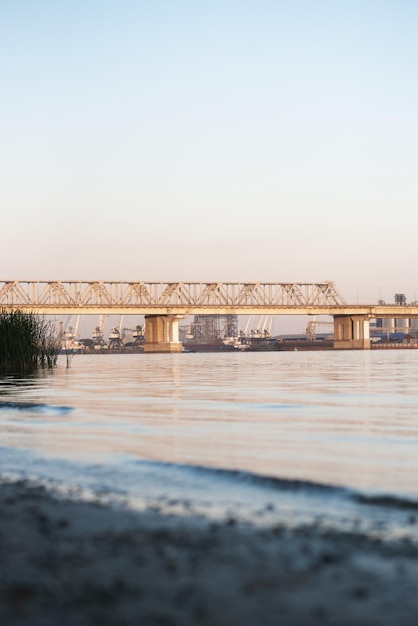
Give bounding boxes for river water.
[1,350,418,539]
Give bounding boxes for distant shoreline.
[61,338,418,355]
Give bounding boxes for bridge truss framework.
[0,280,346,315]
[2,280,418,351]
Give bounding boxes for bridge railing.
[0,280,346,309]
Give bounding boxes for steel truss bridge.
[0,280,349,315]
[1,279,418,317]
[2,280,418,350]
[2,278,418,319]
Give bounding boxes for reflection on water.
[1,351,418,498]
[0,371,51,393]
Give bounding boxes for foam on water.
[1,445,418,544]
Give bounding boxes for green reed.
[0,310,60,374]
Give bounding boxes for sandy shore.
[1,480,418,625]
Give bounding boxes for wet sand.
[1,479,418,625]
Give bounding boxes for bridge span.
[1,280,418,352]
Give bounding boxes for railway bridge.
[1,280,418,352]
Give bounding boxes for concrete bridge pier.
[333,315,371,350]
[143,315,183,353]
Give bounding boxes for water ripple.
[0,401,73,415]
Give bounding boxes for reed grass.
[0,310,60,374]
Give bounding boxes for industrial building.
[374,293,418,340]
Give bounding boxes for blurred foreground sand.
[1,480,418,625]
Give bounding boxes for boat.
[59,339,85,355]
[60,326,85,354]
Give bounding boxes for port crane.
[64,315,80,342]
[305,317,334,341]
[108,316,125,350]
[243,315,274,338]
[92,315,108,348]
[132,322,145,348]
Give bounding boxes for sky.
[1,0,418,320]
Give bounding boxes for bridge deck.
[1,281,417,318]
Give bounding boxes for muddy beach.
[1,479,418,626]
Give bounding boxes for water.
[1,350,418,539]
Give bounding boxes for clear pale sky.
[1,0,418,308]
